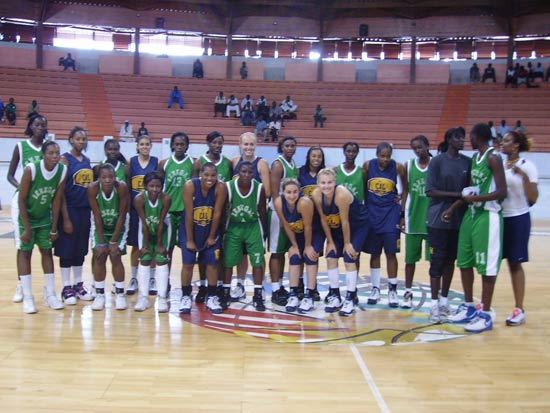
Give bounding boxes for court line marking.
[335,317,391,413]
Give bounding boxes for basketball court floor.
[0,208,548,413]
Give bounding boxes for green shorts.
[169,211,182,247]
[267,208,289,254]
[92,231,127,255]
[17,225,51,252]
[140,241,169,265]
[405,233,430,264]
[224,221,265,268]
[457,210,503,276]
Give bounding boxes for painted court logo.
[180,273,471,346]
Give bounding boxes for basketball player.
[335,141,365,202]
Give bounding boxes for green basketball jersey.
[23,160,66,228]
[143,191,164,235]
[405,158,429,234]
[200,154,232,182]
[163,155,193,212]
[100,160,126,182]
[471,148,501,213]
[227,179,262,224]
[18,140,43,169]
[275,156,298,179]
[97,184,120,234]
[335,164,365,202]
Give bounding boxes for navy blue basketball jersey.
[63,152,93,208]
[233,156,262,182]
[188,177,218,249]
[298,165,317,198]
[129,156,159,199]
[322,185,369,231]
[281,196,304,234]
[366,159,400,233]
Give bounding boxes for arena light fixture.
[380,51,385,60]
[274,50,279,59]
[471,51,478,60]
[490,51,496,60]
[361,51,368,60]
[207,47,212,55]
[309,50,321,60]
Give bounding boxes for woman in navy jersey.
[55,126,94,305]
[125,135,159,295]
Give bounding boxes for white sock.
[370,268,381,289]
[169,266,182,290]
[432,300,439,309]
[44,273,55,296]
[238,274,246,282]
[115,281,125,291]
[20,274,32,297]
[60,267,71,287]
[465,301,475,307]
[327,268,339,289]
[199,279,206,286]
[137,265,150,297]
[131,266,138,280]
[223,283,231,289]
[72,266,83,285]
[217,280,223,287]
[272,281,281,291]
[156,264,169,298]
[405,287,412,293]
[150,267,156,281]
[388,278,397,286]
[254,284,262,290]
[345,270,358,292]
[95,280,106,290]
[439,295,448,306]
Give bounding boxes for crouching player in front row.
[134,172,172,313]
[179,162,227,314]
[274,178,321,313]
[88,163,130,311]
[17,141,67,314]
[222,161,267,311]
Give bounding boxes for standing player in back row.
[335,141,365,202]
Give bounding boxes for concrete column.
[409,36,416,84]
[133,27,140,75]
[226,14,234,80]
[317,18,324,82]
[35,21,43,69]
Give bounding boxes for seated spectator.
[498,120,510,138]
[240,62,248,80]
[488,121,497,139]
[241,94,253,111]
[505,65,517,88]
[469,63,480,83]
[516,66,530,87]
[534,62,544,80]
[167,86,184,109]
[269,100,281,120]
[192,59,204,78]
[27,100,40,119]
[137,122,149,137]
[59,53,76,71]
[255,115,269,142]
[515,120,526,134]
[268,115,282,142]
[226,95,240,118]
[482,64,496,83]
[241,102,256,126]
[256,95,268,118]
[5,97,16,125]
[0,98,5,123]
[281,96,298,120]
[313,104,326,128]
[214,91,227,117]
[119,120,134,141]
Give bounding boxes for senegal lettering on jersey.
[18,140,43,169]
[22,160,67,228]
[405,158,429,234]
[275,156,298,179]
[471,147,501,213]
[200,154,232,182]
[97,185,120,234]
[164,155,193,213]
[335,164,365,202]
[226,179,262,224]
[143,191,164,234]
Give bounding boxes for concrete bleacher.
[1,66,549,151]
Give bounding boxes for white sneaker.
[506,307,525,326]
[43,288,64,310]
[429,304,440,323]
[169,288,182,311]
[134,296,150,312]
[464,311,493,333]
[23,295,38,314]
[388,288,399,308]
[400,291,413,308]
[206,295,223,314]
[13,282,23,303]
[148,277,157,296]
[91,294,106,311]
[448,303,478,323]
[115,293,127,310]
[230,282,246,301]
[179,295,192,314]
[157,297,169,313]
[298,297,314,313]
[285,295,300,312]
[325,295,342,313]
[438,302,451,320]
[367,287,380,305]
[339,299,356,317]
[127,277,138,295]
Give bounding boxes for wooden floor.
[0,209,549,413]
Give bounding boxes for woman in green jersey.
[88,164,130,311]
[335,141,365,202]
[133,172,172,313]
[17,141,67,314]
[96,139,127,182]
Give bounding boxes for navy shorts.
[127,208,139,247]
[503,212,530,263]
[178,219,221,265]
[289,231,325,266]
[427,227,459,278]
[54,207,91,260]
[363,230,399,255]
[327,225,369,263]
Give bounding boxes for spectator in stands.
[137,122,148,137]
[192,59,204,78]
[505,65,517,88]
[469,63,480,83]
[268,115,282,142]
[516,66,532,88]
[241,102,256,126]
[498,120,511,138]
[60,53,77,71]
[527,62,535,79]
[269,100,281,119]
[214,91,227,117]
[240,62,248,80]
[0,98,5,123]
[241,94,254,111]
[226,95,240,118]
[27,100,40,119]
[313,104,326,128]
[534,62,544,80]
[5,97,16,125]
[281,95,298,120]
[255,115,269,142]
[119,120,134,141]
[482,64,496,83]
[515,120,526,134]
[488,121,497,139]
[167,86,184,109]
[256,95,268,118]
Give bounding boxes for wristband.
[96,243,108,248]
[109,241,119,245]
[50,231,58,235]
